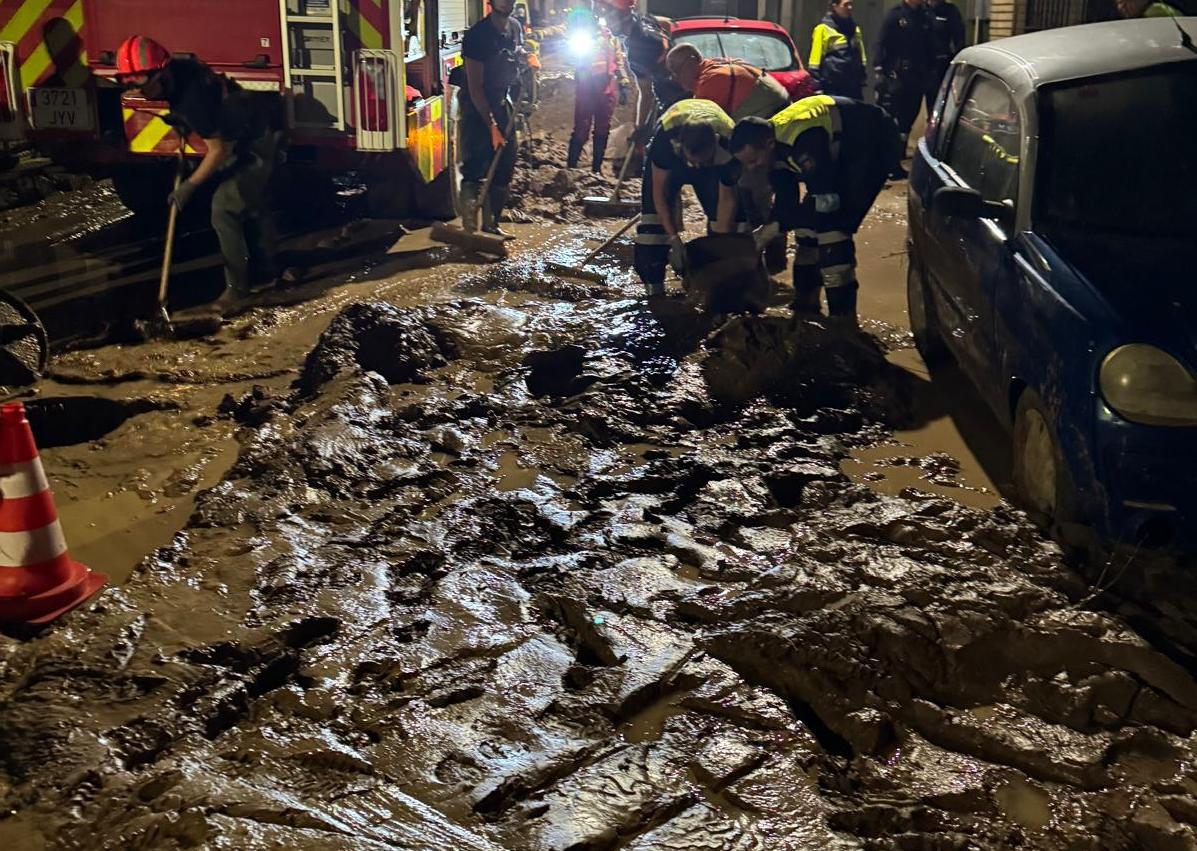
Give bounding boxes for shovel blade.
[582,197,640,219]
[430,221,509,257]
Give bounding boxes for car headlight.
[1100,344,1197,427]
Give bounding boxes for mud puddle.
[845,187,1009,508]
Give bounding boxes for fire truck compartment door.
[84,0,284,72]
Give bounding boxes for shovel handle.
[476,109,519,211]
[580,213,640,267]
[158,143,187,308]
[610,143,636,202]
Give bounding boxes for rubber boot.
[567,135,584,169]
[482,188,516,241]
[826,283,859,324]
[459,180,481,231]
[591,135,609,174]
[792,286,822,315]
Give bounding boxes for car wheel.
[906,250,948,365]
[1012,389,1078,533]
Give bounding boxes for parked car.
[669,17,817,101]
[907,17,1197,552]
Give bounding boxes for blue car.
[907,18,1197,553]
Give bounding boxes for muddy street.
[4,74,1197,851]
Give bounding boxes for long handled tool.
[582,138,640,219]
[431,110,518,258]
[545,214,640,284]
[147,139,186,336]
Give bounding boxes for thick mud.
[5,266,1197,849]
[4,59,1197,850]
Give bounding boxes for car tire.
[1012,388,1079,535]
[906,249,948,365]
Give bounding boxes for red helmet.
[116,35,170,77]
[601,0,636,11]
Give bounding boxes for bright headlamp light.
[1100,344,1197,427]
[568,32,596,59]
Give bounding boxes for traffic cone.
[0,402,105,626]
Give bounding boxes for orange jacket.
[693,58,785,119]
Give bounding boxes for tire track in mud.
[3,280,1197,850]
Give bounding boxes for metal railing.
[353,49,404,152]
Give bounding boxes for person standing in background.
[924,0,965,113]
[809,0,868,101]
[873,0,930,179]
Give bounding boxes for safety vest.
[770,95,842,158]
[661,98,735,137]
[809,19,867,73]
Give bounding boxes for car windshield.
[1036,62,1197,240]
[673,30,797,72]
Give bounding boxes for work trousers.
[925,61,950,115]
[772,128,896,314]
[460,95,517,213]
[876,71,925,148]
[633,160,722,296]
[572,73,615,151]
[211,134,279,297]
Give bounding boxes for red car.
[669,17,818,101]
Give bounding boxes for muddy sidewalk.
[4,259,1197,850]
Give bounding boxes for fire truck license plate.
[27,88,95,131]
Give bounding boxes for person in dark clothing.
[460,0,524,240]
[809,0,868,101]
[874,0,930,179]
[633,99,739,297]
[925,0,965,113]
[727,96,901,321]
[597,0,684,159]
[116,35,282,316]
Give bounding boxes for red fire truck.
[0,0,474,217]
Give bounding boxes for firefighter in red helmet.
[116,35,284,317]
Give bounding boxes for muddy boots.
[591,135,608,174]
[567,135,585,170]
[826,283,859,324]
[482,187,516,242]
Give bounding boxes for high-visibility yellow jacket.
[809,15,867,99]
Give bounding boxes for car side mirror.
[933,185,1012,224]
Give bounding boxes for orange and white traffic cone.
[0,402,106,626]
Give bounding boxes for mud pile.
[506,131,638,225]
[4,290,1197,850]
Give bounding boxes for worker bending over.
[460,0,524,240]
[726,95,900,322]
[664,44,790,121]
[634,99,739,297]
[115,35,281,316]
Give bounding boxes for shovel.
[582,141,640,219]
[545,214,640,284]
[431,110,518,258]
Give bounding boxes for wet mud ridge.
[5,291,1197,850]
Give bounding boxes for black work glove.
[168,181,197,212]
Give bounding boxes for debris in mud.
[505,132,637,225]
[298,301,455,394]
[218,385,286,427]
[702,314,915,423]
